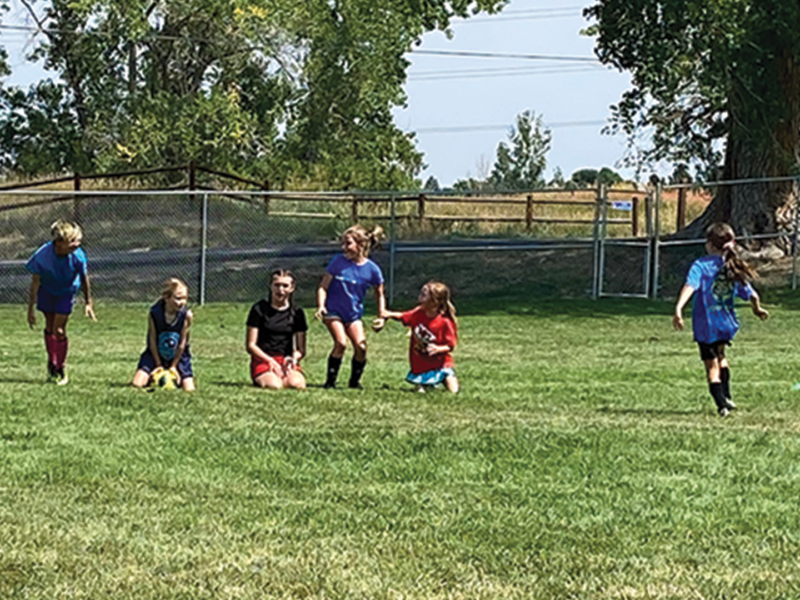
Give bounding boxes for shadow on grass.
[598,406,702,417]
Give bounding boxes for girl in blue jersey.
[316,224,386,389]
[26,220,96,385]
[673,223,768,416]
[132,278,195,391]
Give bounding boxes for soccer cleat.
[47,364,58,383]
[347,381,363,390]
[323,381,336,389]
[725,399,737,411]
[55,368,69,386]
[718,407,729,418]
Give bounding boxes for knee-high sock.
[325,355,342,387]
[709,382,727,410]
[54,337,68,370]
[720,367,731,399]
[44,331,57,367]
[349,358,367,388]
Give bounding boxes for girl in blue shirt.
[26,220,96,384]
[673,223,768,416]
[316,224,386,389]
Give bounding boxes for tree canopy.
[585,0,800,233]
[0,0,505,190]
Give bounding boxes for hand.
[314,306,327,320]
[85,302,97,321]
[371,317,385,333]
[425,343,439,356]
[754,306,769,321]
[27,307,36,329]
[168,366,180,380]
[672,314,684,331]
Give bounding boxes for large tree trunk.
[681,52,800,242]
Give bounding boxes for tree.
[585,0,800,235]
[423,176,441,192]
[0,0,505,189]
[570,168,598,188]
[489,110,551,191]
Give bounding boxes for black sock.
[720,367,731,399]
[349,358,367,388]
[325,355,342,388]
[709,382,727,410]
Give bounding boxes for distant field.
[2,292,800,599]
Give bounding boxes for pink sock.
[44,332,57,367]
[54,337,68,370]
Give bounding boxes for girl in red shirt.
[382,281,459,393]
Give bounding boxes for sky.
[0,1,649,187]
[392,1,642,187]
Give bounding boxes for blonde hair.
[50,219,82,242]
[161,277,189,300]
[343,224,384,258]
[424,281,456,322]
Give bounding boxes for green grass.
[2,295,800,599]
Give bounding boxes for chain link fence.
[0,180,797,307]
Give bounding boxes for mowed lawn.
[1,295,800,599]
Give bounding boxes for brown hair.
[161,277,189,300]
[343,224,384,258]
[706,223,757,284]
[424,281,456,322]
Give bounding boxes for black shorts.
[697,340,730,361]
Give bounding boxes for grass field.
[2,293,800,599]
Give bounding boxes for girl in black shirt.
[246,269,308,389]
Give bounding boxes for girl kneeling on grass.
[382,281,459,393]
[132,278,195,391]
[246,268,307,390]
[673,223,768,417]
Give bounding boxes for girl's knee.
[445,375,459,393]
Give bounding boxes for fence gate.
[595,189,654,299]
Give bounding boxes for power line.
[411,49,599,63]
[408,65,603,81]
[413,120,608,134]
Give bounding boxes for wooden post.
[73,173,82,224]
[526,194,534,232]
[262,180,270,214]
[632,196,639,237]
[676,187,687,232]
[351,198,359,223]
[418,194,426,225]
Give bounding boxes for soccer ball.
[153,367,179,390]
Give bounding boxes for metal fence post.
[792,178,800,290]
[651,180,663,299]
[591,183,602,299]
[199,192,208,305]
[597,184,608,298]
[389,194,396,304]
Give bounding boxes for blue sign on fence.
[611,201,633,211]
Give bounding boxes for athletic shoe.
[47,364,58,383]
[718,407,729,418]
[55,368,69,386]
[725,399,737,411]
[348,382,363,390]
[323,381,336,389]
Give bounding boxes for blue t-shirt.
[26,241,88,297]
[324,254,384,322]
[685,255,754,344]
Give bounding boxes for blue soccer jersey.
[686,255,754,344]
[26,241,88,297]
[324,254,384,322]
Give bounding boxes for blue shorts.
[406,367,455,387]
[37,288,75,315]
[137,350,194,380]
[324,310,362,325]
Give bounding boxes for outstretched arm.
[27,274,39,329]
[750,291,769,321]
[673,284,695,331]
[80,271,96,321]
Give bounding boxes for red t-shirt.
[399,306,457,374]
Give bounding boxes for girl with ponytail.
[673,223,769,416]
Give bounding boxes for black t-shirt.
[246,299,308,357]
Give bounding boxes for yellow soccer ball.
[153,367,179,390]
